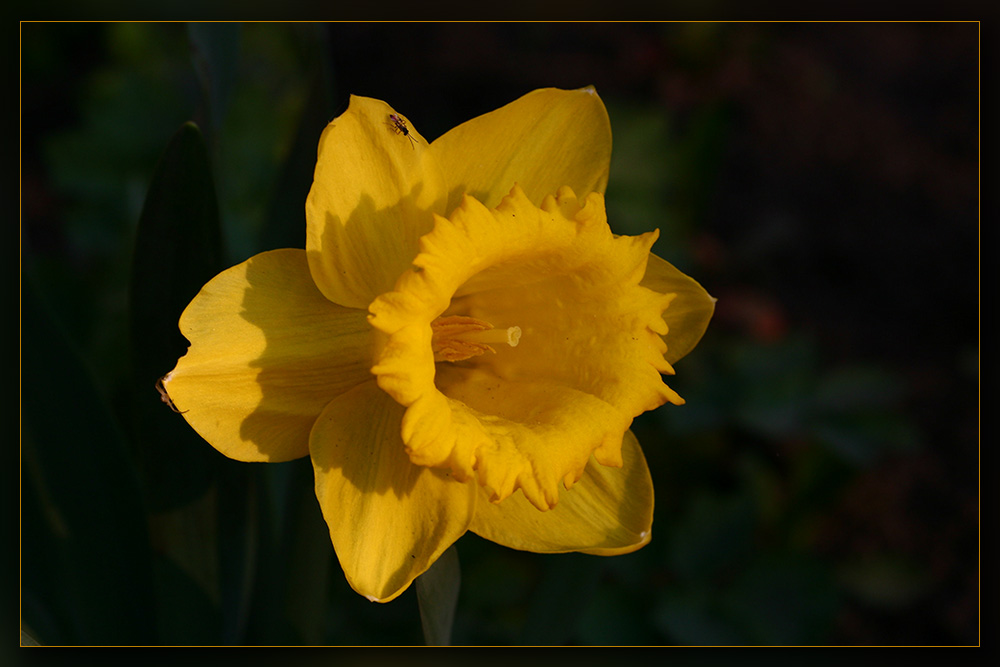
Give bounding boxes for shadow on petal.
[226,250,373,461]
[306,186,438,310]
[309,381,476,602]
[469,430,654,555]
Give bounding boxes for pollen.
[431,315,521,363]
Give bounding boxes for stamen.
[431,315,521,363]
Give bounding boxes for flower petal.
[430,366,633,510]
[163,249,372,462]
[310,381,476,603]
[469,430,653,555]
[370,186,681,510]
[429,87,612,212]
[306,95,448,310]
[641,253,716,364]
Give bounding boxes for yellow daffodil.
[162,87,714,603]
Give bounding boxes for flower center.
[431,315,521,363]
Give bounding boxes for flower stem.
[415,545,461,646]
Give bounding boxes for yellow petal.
[431,366,633,510]
[305,95,448,310]
[369,186,681,511]
[163,249,373,462]
[429,87,612,212]
[310,381,476,603]
[641,253,716,364]
[469,430,653,555]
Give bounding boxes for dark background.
[20,22,980,646]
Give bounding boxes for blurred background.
[20,22,979,646]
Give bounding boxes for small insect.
[387,113,416,148]
[156,375,187,414]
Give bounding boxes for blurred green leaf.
[22,278,156,644]
[813,366,904,411]
[416,545,461,646]
[213,24,318,262]
[151,550,222,644]
[216,464,257,644]
[126,121,230,643]
[723,554,838,645]
[668,491,756,583]
[730,336,817,440]
[128,121,224,512]
[838,555,931,610]
[187,22,241,139]
[452,538,535,643]
[605,98,730,271]
[786,446,856,532]
[811,366,920,465]
[736,452,785,526]
[259,24,335,253]
[34,24,195,390]
[576,585,654,645]
[654,589,746,645]
[246,459,332,645]
[814,413,920,466]
[607,104,671,203]
[517,553,603,645]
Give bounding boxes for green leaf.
[813,413,920,466]
[187,22,241,139]
[21,277,156,644]
[128,121,225,511]
[668,491,756,583]
[813,366,904,411]
[150,550,223,644]
[415,545,461,646]
[576,585,654,645]
[517,552,603,645]
[216,463,257,643]
[258,24,335,253]
[810,366,919,465]
[126,122,230,643]
[279,463,334,645]
[838,554,930,610]
[730,336,817,440]
[654,589,746,645]
[723,554,838,645]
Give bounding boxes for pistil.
[431,315,521,363]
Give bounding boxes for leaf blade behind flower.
[128,120,225,511]
[127,121,237,642]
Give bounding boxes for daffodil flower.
[162,87,715,603]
